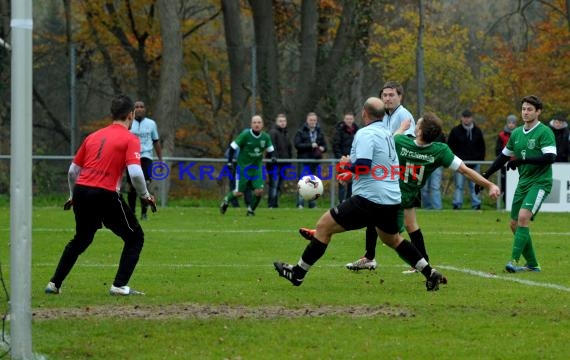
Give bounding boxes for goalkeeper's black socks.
[409,229,429,262]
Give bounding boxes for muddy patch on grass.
[33,304,413,320]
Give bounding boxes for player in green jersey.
[220,115,275,216]
[478,95,556,273]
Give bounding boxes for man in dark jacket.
[332,112,358,203]
[294,112,327,208]
[447,109,486,209]
[267,113,293,208]
[547,113,569,162]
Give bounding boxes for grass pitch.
[1,206,570,359]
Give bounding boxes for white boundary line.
[439,265,570,292]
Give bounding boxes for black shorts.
[329,195,400,235]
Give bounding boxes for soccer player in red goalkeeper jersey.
[45,94,156,296]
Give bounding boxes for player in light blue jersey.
[126,101,162,220]
[380,81,415,137]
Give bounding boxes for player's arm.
[394,119,412,135]
[482,152,510,178]
[63,162,82,210]
[513,152,556,166]
[67,163,81,198]
[128,164,157,212]
[152,124,163,161]
[265,143,277,163]
[457,162,500,200]
[336,158,371,184]
[227,141,239,163]
[153,140,163,162]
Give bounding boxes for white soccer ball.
[297,175,324,201]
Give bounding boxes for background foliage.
[0,0,568,197]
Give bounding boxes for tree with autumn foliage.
[479,0,570,121]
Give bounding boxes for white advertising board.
[506,163,570,212]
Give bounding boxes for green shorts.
[235,165,265,193]
[510,185,549,221]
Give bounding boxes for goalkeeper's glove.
[226,161,235,172]
[336,171,353,184]
[141,192,157,213]
[63,198,73,211]
[506,159,521,170]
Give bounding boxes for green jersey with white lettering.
[395,134,458,208]
[504,122,556,193]
[231,129,274,168]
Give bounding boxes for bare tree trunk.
[221,0,249,128]
[294,1,360,124]
[156,0,183,205]
[293,0,318,122]
[249,0,281,121]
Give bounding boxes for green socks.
[512,226,538,267]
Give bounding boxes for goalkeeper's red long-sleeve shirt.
[74,123,141,192]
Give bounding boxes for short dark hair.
[380,81,403,96]
[420,112,443,144]
[461,109,472,117]
[110,94,134,120]
[521,95,542,110]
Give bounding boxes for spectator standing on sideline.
[479,95,555,273]
[294,112,327,209]
[332,112,358,203]
[45,94,156,296]
[220,115,275,216]
[495,114,517,202]
[274,97,445,291]
[547,113,569,162]
[447,109,486,210]
[421,132,446,210]
[126,100,162,220]
[267,113,293,208]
